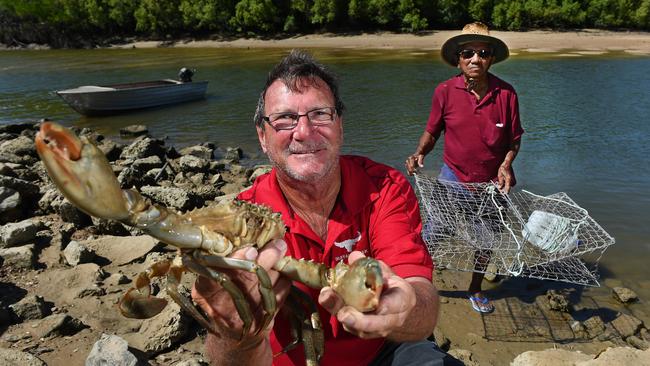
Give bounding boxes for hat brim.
[441,34,509,66]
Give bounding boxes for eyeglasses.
[263,107,337,131]
[458,49,493,60]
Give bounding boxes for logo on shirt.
[334,231,362,252]
[495,122,504,128]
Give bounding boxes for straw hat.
[441,22,509,66]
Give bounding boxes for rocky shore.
[1,121,649,365]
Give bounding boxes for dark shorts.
[368,339,461,366]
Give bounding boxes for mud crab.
[34,122,382,364]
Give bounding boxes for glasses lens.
[459,49,475,59]
[268,112,297,130]
[459,49,492,59]
[478,49,492,58]
[308,107,335,124]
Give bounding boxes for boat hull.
[56,80,208,116]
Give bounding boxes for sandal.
[469,295,494,313]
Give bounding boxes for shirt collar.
[452,73,500,93]
[243,156,381,228]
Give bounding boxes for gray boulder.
[86,333,139,366]
[63,240,96,266]
[0,218,44,248]
[9,295,50,321]
[0,244,36,269]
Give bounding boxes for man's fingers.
[256,239,287,271]
[318,286,345,315]
[348,250,366,264]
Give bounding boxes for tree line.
[1,0,649,48]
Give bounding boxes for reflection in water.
[1,48,649,308]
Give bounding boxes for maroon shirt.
[426,73,524,183]
[238,155,433,366]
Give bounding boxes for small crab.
[35,122,382,364]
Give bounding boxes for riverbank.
[111,29,650,56]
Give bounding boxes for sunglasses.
[458,49,493,60]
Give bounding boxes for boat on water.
[56,68,208,116]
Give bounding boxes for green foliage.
[231,0,279,33]
[1,0,648,44]
[311,0,341,26]
[586,0,636,28]
[179,0,235,31]
[134,0,182,35]
[468,0,493,23]
[398,0,428,31]
[348,0,371,24]
[633,0,650,27]
[108,0,137,29]
[437,0,470,27]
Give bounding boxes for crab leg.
[276,286,324,366]
[193,251,277,335]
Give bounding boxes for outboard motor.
[178,67,194,82]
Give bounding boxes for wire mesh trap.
[414,173,615,287]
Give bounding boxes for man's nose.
[293,114,317,135]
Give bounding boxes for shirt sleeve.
[425,84,446,137]
[368,171,434,281]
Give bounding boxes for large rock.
[63,240,96,266]
[180,145,213,161]
[0,218,44,248]
[85,333,139,366]
[8,295,50,321]
[0,135,38,164]
[120,137,166,160]
[511,347,650,366]
[611,313,644,338]
[81,235,158,266]
[0,187,22,223]
[512,349,593,365]
[127,290,194,355]
[132,155,164,172]
[0,244,36,269]
[179,155,209,173]
[140,185,203,211]
[0,348,46,366]
[586,347,650,365]
[35,313,88,338]
[0,176,40,223]
[613,287,638,303]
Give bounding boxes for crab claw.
[118,261,172,319]
[331,257,383,312]
[35,122,130,221]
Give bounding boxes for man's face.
[256,78,343,183]
[457,41,494,79]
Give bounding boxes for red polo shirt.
[426,73,524,183]
[237,155,433,366]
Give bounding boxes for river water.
[1,48,648,314]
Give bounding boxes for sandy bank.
[114,29,650,55]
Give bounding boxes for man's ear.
[256,126,267,153]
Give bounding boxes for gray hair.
[253,49,345,128]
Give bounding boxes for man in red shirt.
[405,22,524,313]
[192,50,446,365]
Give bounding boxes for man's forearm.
[386,278,439,342]
[500,139,521,168]
[414,131,439,156]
